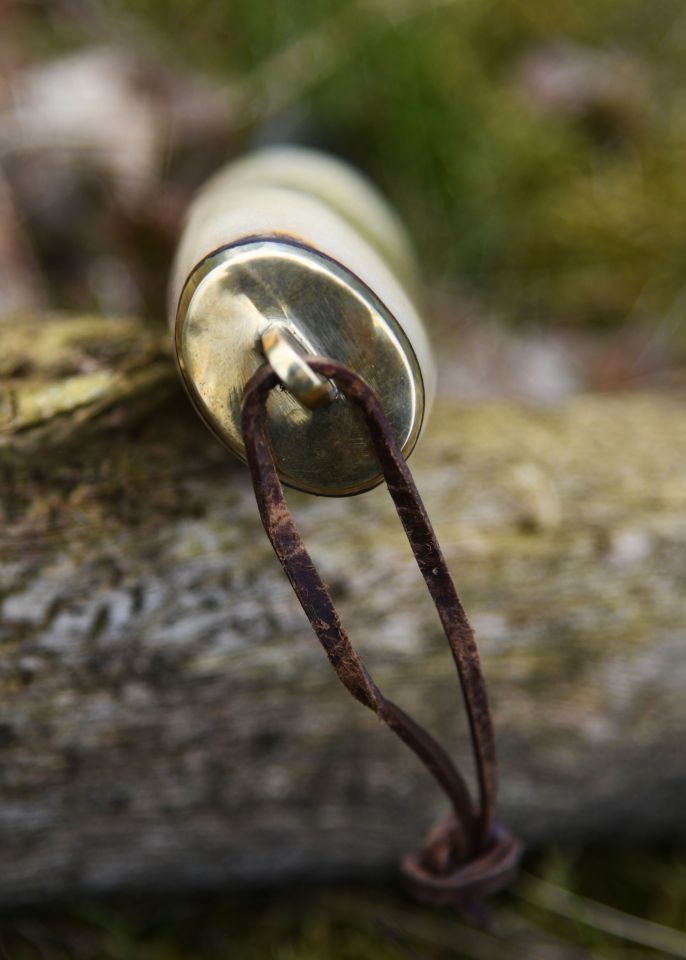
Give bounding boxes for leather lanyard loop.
[241,358,521,923]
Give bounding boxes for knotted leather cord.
[241,358,522,922]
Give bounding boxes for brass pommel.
[169,146,434,496]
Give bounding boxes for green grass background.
[91,0,686,337]
[1,849,685,959]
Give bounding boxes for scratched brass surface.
[175,238,425,496]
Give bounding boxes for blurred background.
[4,0,686,393]
[1,1,686,957]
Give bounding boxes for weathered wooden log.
[1,312,685,904]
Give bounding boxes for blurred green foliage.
[105,0,686,333]
[1,848,684,958]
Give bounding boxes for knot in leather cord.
[241,358,522,925]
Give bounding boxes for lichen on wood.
[1,311,175,456]
[0,312,685,904]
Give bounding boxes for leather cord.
[241,358,522,924]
